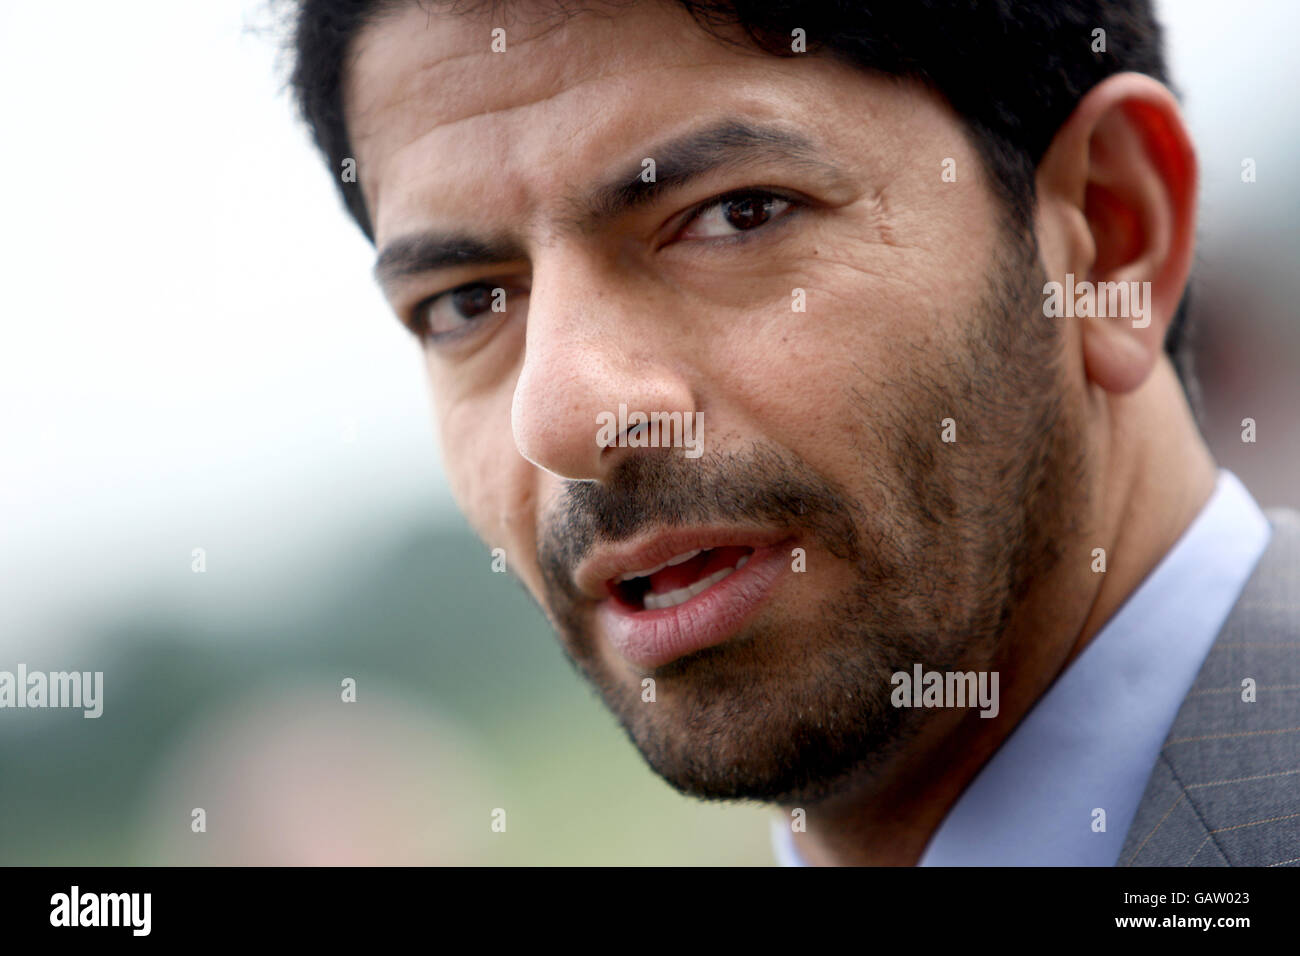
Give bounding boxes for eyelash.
[672,187,805,245]
[403,188,805,344]
[404,283,515,346]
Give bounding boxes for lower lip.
[597,542,790,670]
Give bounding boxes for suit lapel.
[1119,510,1300,866]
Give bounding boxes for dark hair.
[287,0,1195,395]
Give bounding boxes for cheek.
[703,243,936,469]
[701,225,996,529]
[434,380,544,578]
[436,386,508,535]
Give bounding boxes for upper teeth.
[642,554,750,611]
[616,549,702,583]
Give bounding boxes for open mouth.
[587,533,791,669]
[608,545,754,611]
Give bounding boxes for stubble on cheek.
[517,225,1081,804]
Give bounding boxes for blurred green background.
[0,515,776,865]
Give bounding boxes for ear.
[1034,72,1197,395]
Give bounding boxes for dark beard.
[533,225,1086,805]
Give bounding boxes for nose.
[511,254,699,482]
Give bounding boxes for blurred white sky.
[1,0,1297,652]
[0,1,457,651]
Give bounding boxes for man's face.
[348,1,1088,803]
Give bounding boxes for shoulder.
[1208,507,1300,668]
[1119,507,1300,867]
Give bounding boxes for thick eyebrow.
[373,233,527,291]
[575,119,842,229]
[373,119,843,292]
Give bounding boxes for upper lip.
[574,525,793,602]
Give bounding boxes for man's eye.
[409,282,507,341]
[677,190,797,241]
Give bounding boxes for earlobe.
[1082,314,1156,393]
[1034,73,1198,397]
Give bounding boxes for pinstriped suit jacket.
[1119,508,1300,866]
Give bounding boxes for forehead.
[343,2,899,245]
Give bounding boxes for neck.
[787,361,1218,866]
